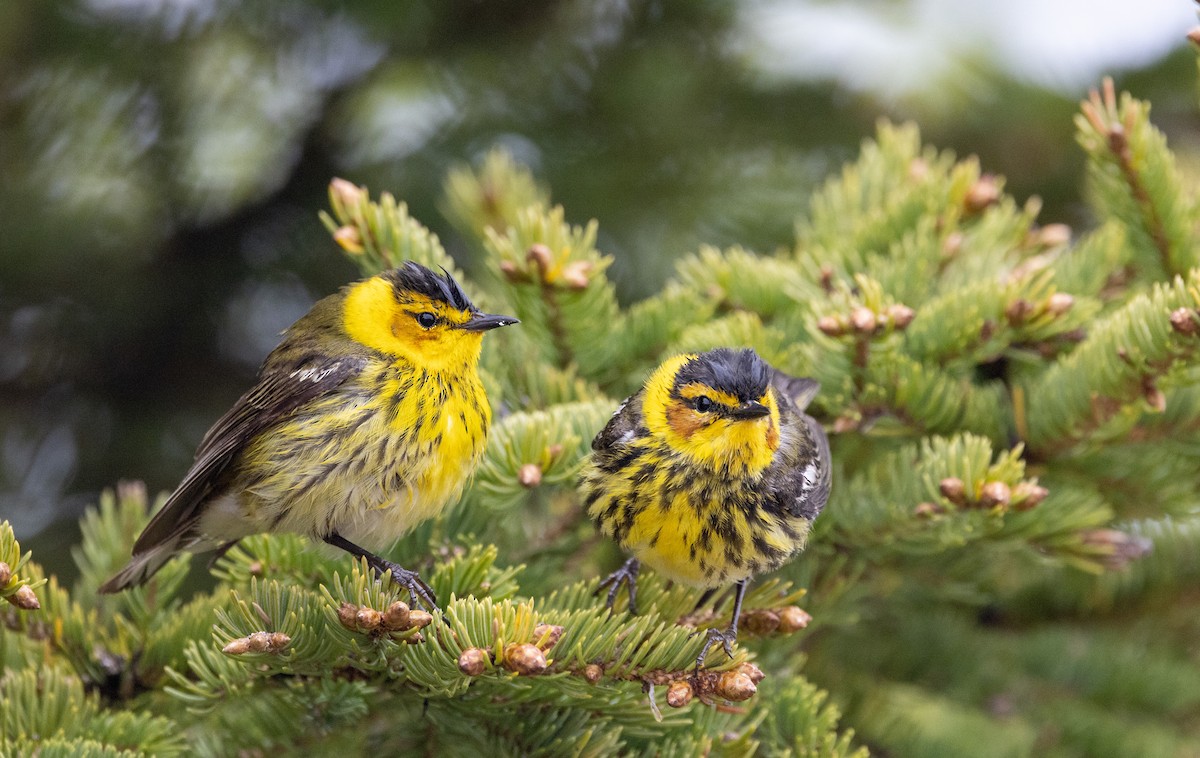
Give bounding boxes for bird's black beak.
[730,401,771,420]
[460,312,520,332]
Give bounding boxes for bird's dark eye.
[693,396,714,413]
[415,312,438,328]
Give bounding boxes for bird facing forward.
[580,348,831,666]
[100,261,518,609]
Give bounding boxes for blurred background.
[1,0,1196,569]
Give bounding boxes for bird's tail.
[98,541,183,594]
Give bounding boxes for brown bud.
[939,477,967,505]
[818,264,835,293]
[246,631,272,652]
[458,647,489,676]
[223,631,289,655]
[498,260,523,282]
[777,606,812,633]
[914,502,944,519]
[269,632,291,650]
[738,662,766,684]
[886,304,915,330]
[715,670,757,702]
[560,261,593,290]
[666,679,694,708]
[0,561,10,587]
[408,609,434,630]
[9,585,39,610]
[817,315,846,337]
[1170,308,1199,335]
[1189,27,1200,47]
[329,177,364,210]
[533,623,564,650]
[740,609,780,635]
[1144,384,1166,413]
[247,561,264,577]
[222,638,250,655]
[503,643,548,675]
[527,243,554,276]
[333,226,364,254]
[356,607,382,631]
[1011,482,1049,511]
[1035,223,1071,248]
[583,663,603,683]
[832,415,858,434]
[517,463,543,488]
[979,481,1011,510]
[1045,293,1074,316]
[546,443,564,458]
[1005,298,1035,324]
[337,602,358,630]
[404,632,425,645]
[382,601,410,631]
[849,306,877,334]
[964,175,1000,213]
[942,232,964,259]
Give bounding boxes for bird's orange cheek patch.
[766,421,780,451]
[666,404,704,438]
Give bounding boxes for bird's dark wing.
[770,370,820,412]
[131,353,367,554]
[591,389,646,453]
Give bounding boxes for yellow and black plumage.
[580,347,830,665]
[100,262,518,609]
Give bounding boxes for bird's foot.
[595,557,640,615]
[373,559,438,613]
[693,625,738,670]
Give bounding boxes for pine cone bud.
[404,632,425,645]
[356,607,382,631]
[715,670,757,701]
[223,631,290,655]
[1005,298,1034,324]
[1189,27,1200,47]
[503,643,548,675]
[964,175,1000,213]
[222,638,250,655]
[939,477,967,505]
[1011,482,1049,511]
[914,502,944,519]
[333,226,365,254]
[1170,308,1199,335]
[458,647,489,676]
[1045,293,1074,316]
[583,663,603,683]
[9,585,39,610]
[886,304,916,330]
[527,243,554,277]
[1081,528,1153,569]
[817,315,846,337]
[247,561,264,576]
[337,602,358,630]
[382,601,410,631]
[666,680,694,708]
[329,177,364,210]
[533,623,564,650]
[849,306,877,334]
[738,662,766,684]
[979,481,1011,510]
[741,609,780,635]
[777,606,812,633]
[408,609,434,630]
[560,261,593,290]
[0,561,10,587]
[518,463,543,488]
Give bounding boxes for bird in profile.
[580,347,831,666]
[100,261,518,610]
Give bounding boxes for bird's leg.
[695,580,748,669]
[325,533,438,612]
[595,557,640,615]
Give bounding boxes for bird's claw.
[377,560,439,613]
[595,557,640,615]
[694,626,738,670]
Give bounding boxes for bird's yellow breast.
[226,360,489,548]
